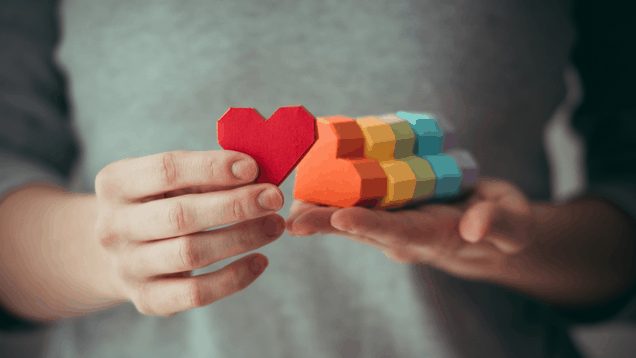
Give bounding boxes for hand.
[94,150,285,316]
[286,178,539,281]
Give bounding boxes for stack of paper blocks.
[293,111,478,210]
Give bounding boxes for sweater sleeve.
[551,0,636,325]
[0,0,79,331]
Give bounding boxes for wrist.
[0,184,124,321]
[496,198,636,307]
[62,191,128,307]
[81,194,128,303]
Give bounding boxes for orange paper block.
[294,116,387,208]
[376,159,417,209]
[326,117,365,158]
[349,160,388,207]
[356,116,396,161]
[295,158,386,207]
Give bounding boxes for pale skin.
[1,151,635,323]
[0,150,286,320]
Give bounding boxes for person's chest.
[50,2,576,357]
[56,0,573,201]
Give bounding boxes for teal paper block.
[424,112,456,151]
[396,111,443,156]
[424,154,462,198]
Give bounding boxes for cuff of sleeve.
[552,179,636,325]
[0,150,68,201]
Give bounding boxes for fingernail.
[248,256,268,274]
[232,160,258,181]
[258,189,283,211]
[261,216,284,237]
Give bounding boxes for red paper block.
[217,106,317,186]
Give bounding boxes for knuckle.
[176,238,201,270]
[94,167,114,197]
[94,220,119,248]
[95,158,134,196]
[183,280,207,308]
[94,170,107,194]
[230,265,251,291]
[229,197,247,222]
[203,155,220,181]
[136,303,156,316]
[167,201,190,233]
[159,152,179,188]
[134,286,157,316]
[235,228,255,250]
[114,262,131,284]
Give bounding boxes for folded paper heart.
[217,106,317,186]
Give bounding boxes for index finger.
[470,178,533,216]
[286,200,339,236]
[96,150,259,202]
[286,200,325,221]
[330,206,459,247]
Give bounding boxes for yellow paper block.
[401,156,436,202]
[377,114,416,159]
[377,159,417,208]
[356,116,396,161]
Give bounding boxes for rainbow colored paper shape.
[293,112,478,209]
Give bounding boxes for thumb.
[460,201,529,254]
[459,201,497,243]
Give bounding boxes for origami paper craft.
[294,112,478,210]
[217,106,317,186]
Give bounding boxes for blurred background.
[544,67,636,358]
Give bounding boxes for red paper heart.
[217,106,317,186]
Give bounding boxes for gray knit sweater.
[2,0,636,357]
